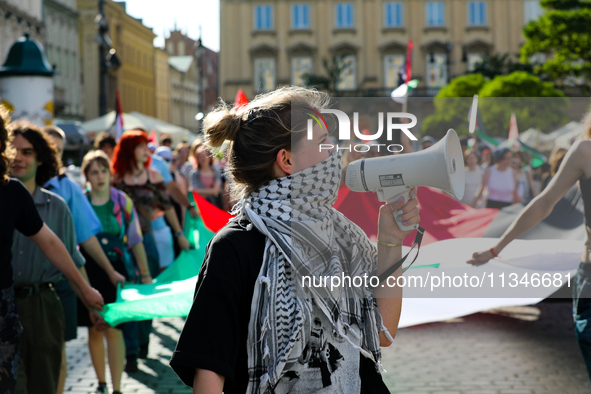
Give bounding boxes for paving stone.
[63,301,589,393]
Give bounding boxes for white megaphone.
[345,129,465,232]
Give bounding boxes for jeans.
[573,262,591,381]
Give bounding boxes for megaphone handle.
[386,190,419,233]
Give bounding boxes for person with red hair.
[111,130,190,372]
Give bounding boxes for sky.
[121,0,220,52]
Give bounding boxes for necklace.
[133,168,145,185]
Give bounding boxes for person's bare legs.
[57,344,67,394]
[88,327,107,384]
[105,327,125,392]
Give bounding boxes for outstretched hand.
[467,249,495,266]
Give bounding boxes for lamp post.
[195,31,205,122]
[95,0,121,116]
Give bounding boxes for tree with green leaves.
[521,0,591,89]
[420,74,486,139]
[421,72,568,138]
[469,53,533,79]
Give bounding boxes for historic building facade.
[219,0,544,100]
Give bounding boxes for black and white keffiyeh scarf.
[236,151,392,393]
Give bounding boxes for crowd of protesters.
[0,102,210,394]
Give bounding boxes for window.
[384,2,403,27]
[292,4,310,29]
[255,5,273,30]
[254,58,276,92]
[468,1,486,25]
[426,2,444,26]
[384,55,405,88]
[292,57,313,85]
[467,53,484,72]
[426,53,447,89]
[335,3,354,28]
[336,55,356,90]
[524,0,543,23]
[177,42,185,56]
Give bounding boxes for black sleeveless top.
[580,176,591,225]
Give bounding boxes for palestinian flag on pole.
[114,90,124,141]
[391,40,416,104]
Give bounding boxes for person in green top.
[80,150,152,394]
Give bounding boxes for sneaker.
[95,382,108,394]
[125,356,138,373]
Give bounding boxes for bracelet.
[174,231,184,238]
[489,247,498,258]
[377,240,402,248]
[189,203,196,210]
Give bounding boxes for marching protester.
[512,150,537,201]
[170,86,420,393]
[462,150,485,208]
[8,120,104,394]
[42,125,126,394]
[80,149,153,394]
[471,147,520,208]
[94,132,117,160]
[467,119,591,380]
[111,129,189,371]
[187,144,223,208]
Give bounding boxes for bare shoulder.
[572,139,591,155]
[148,167,164,184]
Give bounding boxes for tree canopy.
[521,0,591,89]
[421,72,568,139]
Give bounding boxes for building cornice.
[43,0,79,20]
[0,0,44,33]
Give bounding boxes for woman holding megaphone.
[467,122,591,380]
[170,86,420,393]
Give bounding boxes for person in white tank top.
[461,151,484,208]
[472,148,519,209]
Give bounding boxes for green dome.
[0,33,54,77]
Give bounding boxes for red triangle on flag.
[234,89,249,109]
[191,191,233,232]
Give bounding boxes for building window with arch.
[426,2,444,26]
[292,4,310,29]
[335,3,354,28]
[426,53,447,90]
[292,57,313,85]
[468,1,487,26]
[254,58,276,92]
[255,5,274,30]
[384,54,405,88]
[384,2,403,27]
[467,53,484,72]
[336,55,356,90]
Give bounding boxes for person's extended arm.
[164,206,191,250]
[131,242,153,284]
[192,368,225,394]
[471,168,490,207]
[468,141,587,265]
[166,181,198,218]
[375,186,419,346]
[80,236,126,287]
[28,224,104,310]
[191,184,220,197]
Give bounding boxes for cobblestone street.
[64,300,590,393]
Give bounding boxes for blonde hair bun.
[203,107,243,149]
